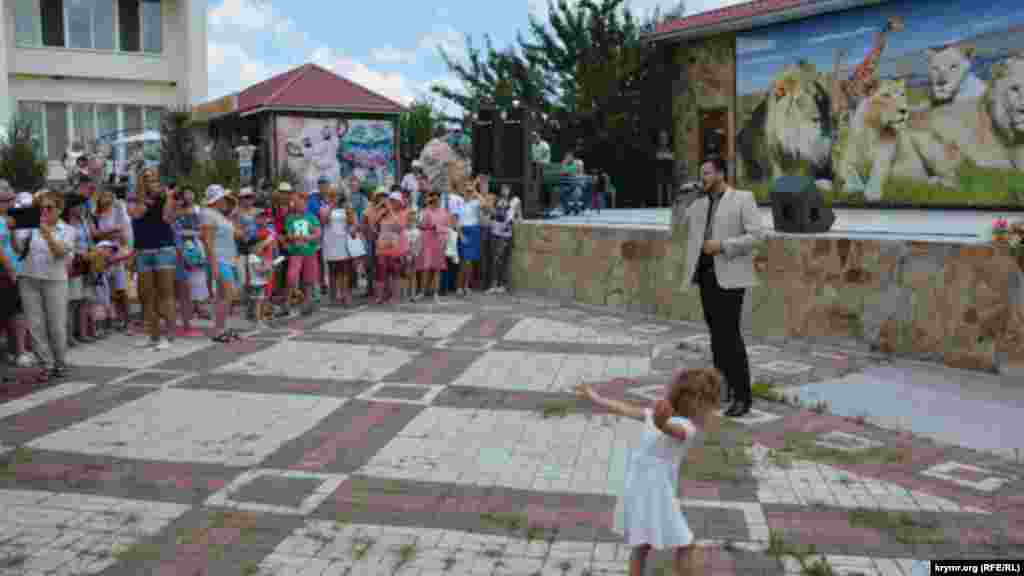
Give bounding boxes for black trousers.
[696,252,751,405]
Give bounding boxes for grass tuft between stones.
[847,508,947,544]
[765,431,909,469]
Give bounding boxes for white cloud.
[808,26,877,45]
[208,0,272,31]
[371,45,418,65]
[207,41,285,100]
[209,0,306,47]
[310,46,415,106]
[418,27,466,60]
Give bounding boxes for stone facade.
[671,36,736,182]
[509,212,1024,375]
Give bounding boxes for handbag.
[346,235,366,258]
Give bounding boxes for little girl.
[319,187,352,306]
[373,192,407,305]
[442,213,460,295]
[575,368,722,576]
[246,228,275,325]
[403,209,421,302]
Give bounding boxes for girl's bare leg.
[675,545,698,576]
[629,544,651,576]
[328,262,338,303]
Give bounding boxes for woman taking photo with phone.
[16,190,75,383]
[127,167,177,351]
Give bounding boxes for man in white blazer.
[682,156,767,417]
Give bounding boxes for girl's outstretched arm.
[574,384,646,420]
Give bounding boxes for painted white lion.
[841,79,960,201]
[927,44,987,106]
[923,55,1024,170]
[737,62,835,189]
[286,120,344,193]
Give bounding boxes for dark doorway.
[700,108,728,160]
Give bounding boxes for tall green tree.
[159,108,194,182]
[399,97,441,165]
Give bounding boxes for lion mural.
[840,79,960,201]
[923,55,1024,170]
[737,62,834,189]
[927,44,987,106]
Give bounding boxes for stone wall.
[509,213,1024,375]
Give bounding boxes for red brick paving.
[291,402,398,470]
[477,319,499,338]
[414,350,454,385]
[765,509,885,548]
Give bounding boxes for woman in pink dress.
[416,188,449,303]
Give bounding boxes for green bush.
[0,118,47,192]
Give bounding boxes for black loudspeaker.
[770,175,835,233]
[499,114,525,179]
[473,110,494,175]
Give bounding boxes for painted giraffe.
[831,16,905,125]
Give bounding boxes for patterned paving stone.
[381,348,486,386]
[178,372,374,398]
[108,369,195,388]
[3,296,1024,573]
[0,488,189,576]
[356,383,448,406]
[0,385,153,446]
[66,334,214,370]
[213,340,417,381]
[505,317,648,346]
[206,469,347,516]
[27,389,344,467]
[319,311,474,338]
[920,461,1014,493]
[0,450,235,505]
[453,350,650,393]
[358,406,635,494]
[260,400,424,475]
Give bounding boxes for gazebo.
[192,63,405,192]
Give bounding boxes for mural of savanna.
[276,116,396,193]
[735,0,1024,206]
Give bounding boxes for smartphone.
[9,207,41,229]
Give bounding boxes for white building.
[1,0,208,180]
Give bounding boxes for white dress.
[613,408,698,549]
[322,208,350,262]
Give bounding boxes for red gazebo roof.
[234,63,405,116]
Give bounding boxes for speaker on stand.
[472,107,495,176]
[770,175,835,233]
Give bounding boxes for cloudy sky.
[206,0,746,114]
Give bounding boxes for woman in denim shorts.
[127,168,177,350]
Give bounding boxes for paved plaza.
[0,295,1022,575]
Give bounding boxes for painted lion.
[737,62,834,189]
[840,79,960,201]
[927,44,987,107]
[921,55,1024,170]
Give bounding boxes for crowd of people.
[0,157,522,385]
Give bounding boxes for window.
[72,103,97,148]
[118,0,139,51]
[45,103,70,161]
[143,107,164,132]
[97,105,119,141]
[67,0,115,50]
[123,106,143,134]
[17,102,46,159]
[141,0,162,53]
[41,0,66,47]
[15,0,42,46]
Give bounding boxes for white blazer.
[682,187,766,291]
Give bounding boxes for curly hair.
[666,367,723,420]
